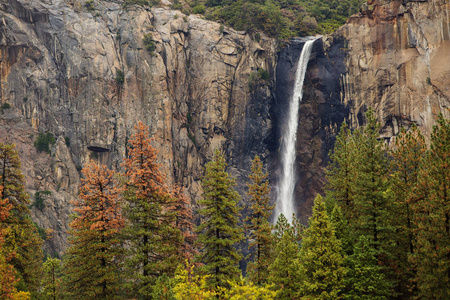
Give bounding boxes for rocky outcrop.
[330,0,450,138]
[0,0,276,254]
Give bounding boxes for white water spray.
[275,39,316,224]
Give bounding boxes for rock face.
[0,0,448,253]
[0,0,276,254]
[330,0,450,137]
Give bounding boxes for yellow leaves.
[12,291,30,300]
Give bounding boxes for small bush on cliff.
[1,102,11,109]
[192,4,206,14]
[249,68,270,89]
[115,69,125,85]
[85,0,95,11]
[143,33,156,56]
[34,132,56,154]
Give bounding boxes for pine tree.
[42,258,62,300]
[0,185,18,299]
[414,113,450,298]
[330,204,352,256]
[390,124,426,297]
[122,121,183,298]
[326,120,357,215]
[344,235,391,300]
[197,149,243,291]
[0,142,43,293]
[64,160,124,299]
[245,155,275,285]
[268,220,301,300]
[352,109,392,252]
[298,194,346,300]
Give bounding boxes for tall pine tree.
[245,155,275,285]
[414,113,450,298]
[298,194,346,300]
[122,121,183,298]
[197,149,243,291]
[64,160,124,299]
[0,142,42,294]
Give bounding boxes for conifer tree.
[197,149,243,291]
[390,124,426,297]
[268,221,301,299]
[326,120,357,219]
[0,185,18,299]
[330,204,352,256]
[64,160,124,299]
[344,235,391,300]
[245,155,275,285]
[0,143,43,293]
[414,113,450,298]
[42,258,62,300]
[352,109,391,252]
[298,194,346,299]
[122,121,183,298]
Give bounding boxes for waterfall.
[274,39,316,224]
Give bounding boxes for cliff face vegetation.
[0,0,449,255]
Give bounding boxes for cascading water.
[274,39,317,224]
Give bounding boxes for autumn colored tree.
[0,185,18,299]
[245,155,275,285]
[64,160,124,299]
[298,194,346,299]
[197,149,243,291]
[122,121,183,298]
[413,113,450,298]
[0,142,42,293]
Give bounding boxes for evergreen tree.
[390,124,426,297]
[326,120,357,219]
[414,113,450,298]
[330,204,352,256]
[0,185,18,299]
[197,149,243,291]
[298,194,346,299]
[352,109,392,253]
[64,160,124,299]
[42,258,62,300]
[268,222,301,300]
[245,155,275,285]
[344,235,391,300]
[0,142,43,293]
[122,121,183,298]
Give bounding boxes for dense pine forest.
[0,110,449,299]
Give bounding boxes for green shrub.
[143,33,156,56]
[171,0,183,10]
[248,68,270,88]
[116,69,125,85]
[23,97,28,102]
[34,190,51,211]
[34,132,56,154]
[219,23,224,33]
[258,68,270,81]
[1,102,11,109]
[426,77,431,85]
[192,4,206,14]
[255,32,261,42]
[85,0,95,11]
[64,136,71,147]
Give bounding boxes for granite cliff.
[0,0,448,254]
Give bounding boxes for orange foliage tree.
[64,160,124,299]
[122,121,185,298]
[0,184,18,299]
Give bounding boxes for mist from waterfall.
[274,39,316,225]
